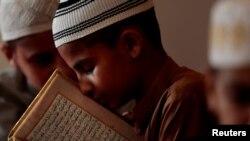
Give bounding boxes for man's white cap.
[0,0,59,42]
[52,0,154,48]
[209,0,250,69]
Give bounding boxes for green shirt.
[0,68,37,141]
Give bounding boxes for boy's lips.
[94,97,106,105]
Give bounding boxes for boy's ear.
[118,27,143,58]
[0,43,16,66]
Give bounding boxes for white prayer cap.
[209,0,250,69]
[0,0,59,42]
[52,0,154,48]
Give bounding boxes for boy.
[0,0,75,140]
[207,0,250,124]
[53,0,212,140]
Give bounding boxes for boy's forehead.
[58,39,90,58]
[59,36,91,50]
[52,0,154,48]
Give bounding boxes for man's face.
[213,67,250,124]
[13,31,75,89]
[58,38,140,110]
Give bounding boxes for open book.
[8,70,143,141]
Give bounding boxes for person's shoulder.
[0,67,17,81]
[168,67,206,102]
[0,68,34,108]
[0,68,28,95]
[0,67,24,85]
[149,68,210,141]
[0,68,20,96]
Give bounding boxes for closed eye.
[28,53,54,67]
[73,59,95,75]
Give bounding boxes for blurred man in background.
[206,0,250,124]
[0,0,75,140]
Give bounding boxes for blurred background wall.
[155,0,216,72]
[0,0,216,72]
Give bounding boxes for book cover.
[8,70,142,141]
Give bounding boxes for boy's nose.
[78,76,94,97]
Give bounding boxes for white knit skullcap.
[209,0,250,69]
[52,0,154,48]
[0,0,59,42]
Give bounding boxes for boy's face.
[12,31,75,89]
[212,67,250,124]
[58,38,140,110]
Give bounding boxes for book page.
[28,94,127,141]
